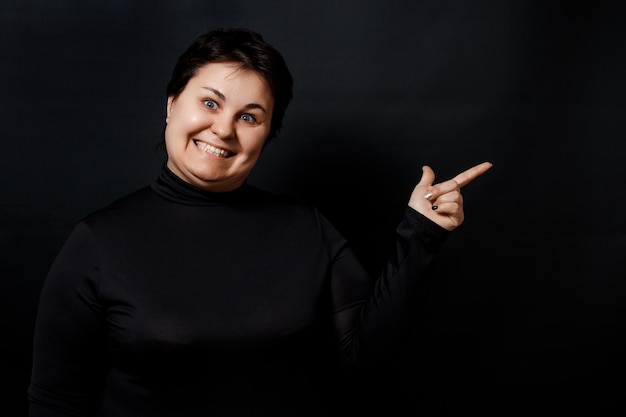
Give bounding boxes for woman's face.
[165,62,274,192]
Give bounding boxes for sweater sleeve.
[322,206,449,367]
[28,222,107,417]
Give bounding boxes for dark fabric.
[28,165,448,416]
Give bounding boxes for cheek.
[168,104,204,132]
[246,134,269,156]
[186,113,203,126]
[163,120,191,155]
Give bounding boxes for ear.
[166,96,175,123]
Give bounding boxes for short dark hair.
[158,27,293,149]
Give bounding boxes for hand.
[408,162,492,231]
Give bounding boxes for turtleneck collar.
[150,165,255,206]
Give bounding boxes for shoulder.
[237,185,337,233]
[80,185,156,226]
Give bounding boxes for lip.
[193,139,234,158]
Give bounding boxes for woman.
[28,27,491,416]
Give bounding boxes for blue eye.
[240,113,257,123]
[203,99,218,109]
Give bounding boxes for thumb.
[418,165,435,187]
[408,165,436,212]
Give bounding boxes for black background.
[2,1,625,416]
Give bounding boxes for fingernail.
[431,205,438,211]
[424,192,433,200]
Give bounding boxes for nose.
[210,112,235,140]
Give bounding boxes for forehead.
[189,62,272,97]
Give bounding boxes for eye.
[240,113,257,124]
[203,99,218,109]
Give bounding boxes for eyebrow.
[201,87,267,113]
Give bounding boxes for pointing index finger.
[452,161,493,188]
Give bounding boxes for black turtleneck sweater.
[28,166,448,416]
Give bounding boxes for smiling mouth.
[193,140,233,158]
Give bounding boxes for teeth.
[194,140,231,158]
